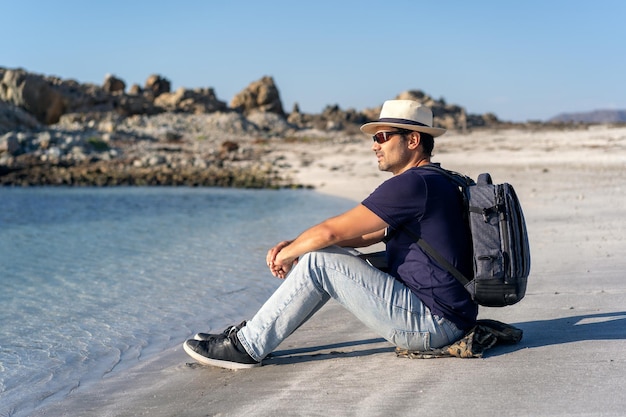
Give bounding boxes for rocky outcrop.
[103,74,126,94]
[0,69,67,124]
[0,111,288,187]
[0,155,281,188]
[287,104,367,134]
[0,67,511,187]
[1,67,497,132]
[0,100,41,135]
[230,76,285,116]
[154,87,227,114]
[0,68,161,124]
[144,74,171,97]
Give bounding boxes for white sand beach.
[33,126,626,416]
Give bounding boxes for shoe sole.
[183,341,261,370]
[193,333,224,341]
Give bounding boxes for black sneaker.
[193,320,247,341]
[183,332,260,370]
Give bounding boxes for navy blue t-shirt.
[362,166,478,330]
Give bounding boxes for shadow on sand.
[266,338,391,365]
[514,311,626,347]
[480,311,626,357]
[265,311,626,364]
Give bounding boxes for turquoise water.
[0,187,354,417]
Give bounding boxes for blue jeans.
[238,246,464,362]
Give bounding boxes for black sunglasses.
[372,130,411,144]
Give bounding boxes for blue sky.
[3,1,625,121]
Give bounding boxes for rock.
[288,104,366,134]
[230,76,285,116]
[0,68,67,124]
[128,84,142,95]
[0,132,21,155]
[103,74,126,94]
[144,74,171,97]
[0,68,162,124]
[220,141,239,154]
[154,87,227,113]
[203,112,260,136]
[115,94,161,117]
[0,100,41,134]
[246,111,294,135]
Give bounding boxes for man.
[183,99,477,369]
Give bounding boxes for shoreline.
[28,126,626,416]
[3,123,624,191]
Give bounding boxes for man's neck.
[392,157,431,176]
[414,158,431,168]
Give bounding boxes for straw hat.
[360,100,446,137]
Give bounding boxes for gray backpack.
[411,166,531,307]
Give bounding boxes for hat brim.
[360,121,446,137]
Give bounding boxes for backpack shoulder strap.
[400,226,471,287]
[419,164,475,188]
[404,164,474,287]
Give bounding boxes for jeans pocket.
[390,329,431,351]
[433,315,465,347]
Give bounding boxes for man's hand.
[266,240,298,279]
[264,205,387,279]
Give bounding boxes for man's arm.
[336,229,386,248]
[267,204,387,278]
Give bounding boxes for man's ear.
[407,132,421,150]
